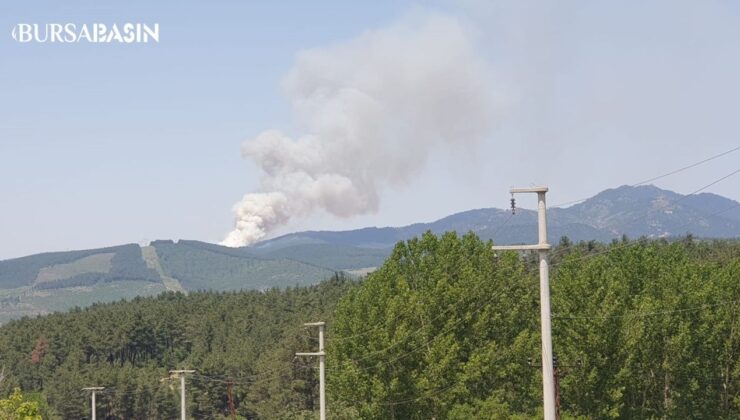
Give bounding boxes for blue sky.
[1,1,739,259]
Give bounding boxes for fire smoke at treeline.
[221,15,493,247]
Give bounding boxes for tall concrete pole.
[170,370,195,420]
[318,323,325,420]
[180,374,186,419]
[82,387,104,420]
[492,187,555,420]
[536,190,555,420]
[297,321,326,420]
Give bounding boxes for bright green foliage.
[330,232,542,418]
[553,238,740,419]
[330,233,740,419]
[0,388,42,420]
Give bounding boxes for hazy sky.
[1,1,739,259]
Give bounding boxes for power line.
[547,167,740,264]
[550,145,740,208]
[632,146,740,186]
[549,200,740,270]
[339,383,458,407]
[553,298,740,320]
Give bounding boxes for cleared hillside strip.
[140,246,186,293]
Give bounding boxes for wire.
[549,144,740,208]
[490,211,516,238]
[339,383,458,407]
[549,200,740,270]
[553,298,740,320]
[632,146,740,186]
[546,168,740,264]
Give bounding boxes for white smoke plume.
[221,14,492,247]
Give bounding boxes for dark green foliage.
[0,275,354,419]
[108,244,160,283]
[251,244,391,270]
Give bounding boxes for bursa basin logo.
[11,23,159,44]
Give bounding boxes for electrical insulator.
[510,197,516,215]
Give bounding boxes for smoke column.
[221,14,492,247]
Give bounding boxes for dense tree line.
[0,275,354,419]
[0,233,737,419]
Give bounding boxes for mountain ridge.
[0,184,738,322]
[258,184,740,249]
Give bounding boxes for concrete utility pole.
[553,355,561,420]
[82,387,104,420]
[296,321,326,420]
[492,187,555,420]
[170,369,195,420]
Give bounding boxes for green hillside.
[0,244,158,290]
[151,240,339,290]
[0,245,164,323]
[251,243,391,270]
[0,241,346,322]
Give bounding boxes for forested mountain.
[0,234,737,419]
[0,241,352,323]
[259,185,740,250]
[0,185,737,323]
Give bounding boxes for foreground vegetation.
[331,234,739,418]
[0,233,737,419]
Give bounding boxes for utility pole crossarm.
[492,244,551,251]
[295,351,325,356]
[510,186,548,193]
[169,370,195,420]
